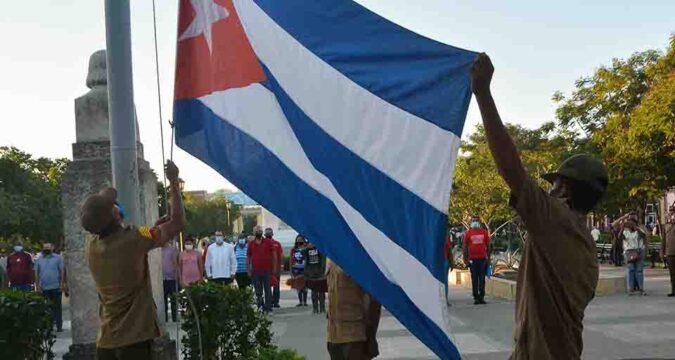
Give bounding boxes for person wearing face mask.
[34,242,66,332]
[7,240,34,292]
[290,235,308,307]
[179,237,203,288]
[248,225,276,312]
[205,230,238,286]
[265,227,284,308]
[619,218,647,295]
[234,235,252,289]
[81,161,185,358]
[462,216,491,305]
[162,240,180,322]
[471,54,608,359]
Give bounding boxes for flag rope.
[150,1,204,358]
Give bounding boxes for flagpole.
[104,0,141,226]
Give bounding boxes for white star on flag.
[178,0,229,54]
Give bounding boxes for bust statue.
[75,50,139,144]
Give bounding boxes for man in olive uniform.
[662,203,675,297]
[471,54,608,359]
[80,161,185,359]
[326,260,382,360]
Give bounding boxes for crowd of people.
[2,55,673,360]
[0,241,67,333]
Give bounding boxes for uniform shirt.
[248,239,274,274]
[179,250,202,286]
[327,260,368,344]
[6,251,33,286]
[35,253,63,291]
[86,225,162,349]
[665,223,675,256]
[205,243,237,279]
[234,244,249,273]
[509,177,598,360]
[463,228,490,260]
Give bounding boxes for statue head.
[86,50,107,89]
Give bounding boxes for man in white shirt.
[205,231,237,285]
[591,226,601,242]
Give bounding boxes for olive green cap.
[542,154,608,194]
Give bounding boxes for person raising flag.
[471,54,608,359]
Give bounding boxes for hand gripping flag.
[173,1,477,358]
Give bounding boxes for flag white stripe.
[234,0,460,214]
[198,85,452,339]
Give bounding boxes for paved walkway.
[53,268,675,359]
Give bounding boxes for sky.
[0,0,673,192]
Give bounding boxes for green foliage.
[257,348,305,360]
[0,147,68,249]
[178,282,274,360]
[184,196,241,238]
[554,35,675,213]
[0,289,55,360]
[450,123,574,231]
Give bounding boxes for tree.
[449,122,576,232]
[0,147,68,250]
[184,196,240,238]
[553,36,675,214]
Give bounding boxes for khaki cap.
[80,187,117,234]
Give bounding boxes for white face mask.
[216,236,224,244]
[13,246,23,253]
[185,244,194,250]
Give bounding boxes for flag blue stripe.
[174,98,461,359]
[258,64,446,282]
[251,0,476,137]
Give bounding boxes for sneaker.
[667,293,674,297]
[473,300,480,305]
[479,300,487,305]
[303,303,309,307]
[296,303,304,307]
[273,304,281,308]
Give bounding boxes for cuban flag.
[173,1,476,358]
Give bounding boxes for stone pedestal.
[61,50,173,359]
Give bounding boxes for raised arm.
[156,161,186,246]
[471,54,527,194]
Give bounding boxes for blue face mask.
[114,202,125,220]
[238,239,246,246]
[13,245,23,253]
[470,221,481,229]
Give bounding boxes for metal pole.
[105,0,141,225]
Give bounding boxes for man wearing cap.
[81,161,185,359]
[471,54,608,359]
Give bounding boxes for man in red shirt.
[265,227,284,308]
[7,241,34,292]
[463,216,491,305]
[248,226,277,312]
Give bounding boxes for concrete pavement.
[53,267,675,359]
